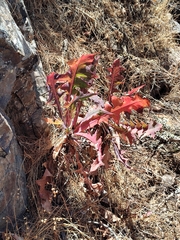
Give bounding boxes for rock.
[0,109,27,231]
[169,46,180,67]
[161,174,175,188]
[0,0,48,231]
[0,0,48,138]
[172,20,180,34]
[0,0,35,110]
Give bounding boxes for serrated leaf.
[127,85,145,95]
[47,72,71,87]
[105,95,150,124]
[141,121,162,139]
[46,72,71,119]
[74,107,111,133]
[67,53,98,99]
[89,158,104,173]
[90,95,105,107]
[107,59,125,102]
[75,131,104,173]
[36,162,53,212]
[111,123,134,144]
[113,143,130,168]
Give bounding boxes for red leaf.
[113,143,130,168]
[47,72,71,87]
[105,95,150,124]
[101,144,111,169]
[67,53,98,100]
[74,108,111,133]
[46,54,98,121]
[75,131,105,173]
[89,158,104,173]
[111,123,135,144]
[90,95,105,108]
[68,53,97,69]
[127,85,145,95]
[107,59,125,102]
[46,72,70,119]
[141,121,162,138]
[36,163,53,212]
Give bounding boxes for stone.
[172,20,180,34]
[0,0,49,231]
[0,0,48,138]
[0,0,35,111]
[161,174,176,188]
[0,109,27,231]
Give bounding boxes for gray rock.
[0,0,49,231]
[0,109,27,231]
[0,0,48,138]
[0,0,35,109]
[172,20,180,34]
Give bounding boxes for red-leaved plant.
[37,53,162,212]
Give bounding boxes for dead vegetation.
[4,0,180,239]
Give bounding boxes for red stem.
[72,101,82,129]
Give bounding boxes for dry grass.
[4,0,180,239]
[24,0,180,97]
